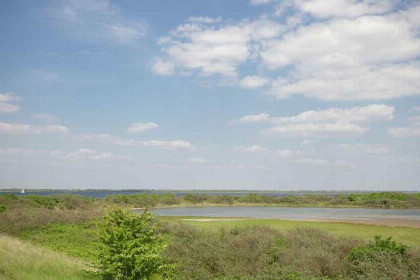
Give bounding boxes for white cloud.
[187,16,221,24]
[239,113,270,122]
[142,140,194,150]
[154,18,284,77]
[128,122,158,133]
[276,149,303,158]
[250,0,273,5]
[295,157,330,165]
[295,0,395,19]
[389,113,420,138]
[64,149,113,161]
[239,76,270,89]
[0,103,20,113]
[32,114,58,124]
[188,157,208,163]
[262,8,420,100]
[0,93,21,113]
[336,144,390,155]
[0,148,114,162]
[235,145,267,153]
[53,0,148,44]
[266,122,367,137]
[276,149,330,165]
[389,127,420,138]
[0,122,69,135]
[271,105,394,124]
[154,5,420,101]
[76,133,195,150]
[0,93,21,102]
[152,60,175,75]
[239,104,393,137]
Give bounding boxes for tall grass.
[162,223,420,280]
[0,235,98,280]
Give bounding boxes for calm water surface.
[150,207,420,222]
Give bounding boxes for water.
[150,207,420,223]
[1,190,355,198]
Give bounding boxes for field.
[1,192,419,279]
[0,234,98,280]
[175,217,420,246]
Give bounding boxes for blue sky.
[0,0,419,190]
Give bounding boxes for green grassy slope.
[0,235,98,280]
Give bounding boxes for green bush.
[0,204,6,212]
[347,235,415,279]
[98,208,175,280]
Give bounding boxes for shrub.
[0,204,6,212]
[98,208,175,280]
[347,235,415,279]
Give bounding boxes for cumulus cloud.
[276,149,330,165]
[154,4,420,101]
[52,0,148,44]
[153,18,284,77]
[75,133,194,150]
[263,9,420,100]
[0,93,21,113]
[389,127,420,138]
[250,0,273,5]
[0,103,20,113]
[235,145,267,153]
[0,148,114,162]
[239,104,394,137]
[266,122,367,137]
[294,0,395,18]
[152,60,175,75]
[0,93,21,102]
[188,157,208,163]
[389,113,420,138]
[128,122,158,133]
[239,113,270,123]
[142,140,194,149]
[270,105,394,124]
[64,149,114,160]
[187,16,221,24]
[0,122,69,135]
[239,76,270,89]
[336,144,391,155]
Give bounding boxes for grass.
[0,234,99,280]
[19,222,101,263]
[11,215,420,280]
[160,216,420,246]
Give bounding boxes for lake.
[150,206,420,225]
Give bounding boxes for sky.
[0,0,419,190]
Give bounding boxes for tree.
[98,208,175,280]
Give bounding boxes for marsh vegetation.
[0,192,419,279]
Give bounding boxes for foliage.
[0,194,105,235]
[347,235,418,279]
[0,204,6,212]
[162,224,420,280]
[19,222,101,263]
[98,208,175,280]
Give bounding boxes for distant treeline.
[104,192,420,209]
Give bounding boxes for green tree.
[98,208,175,280]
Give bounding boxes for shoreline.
[179,217,420,228]
[130,203,420,210]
